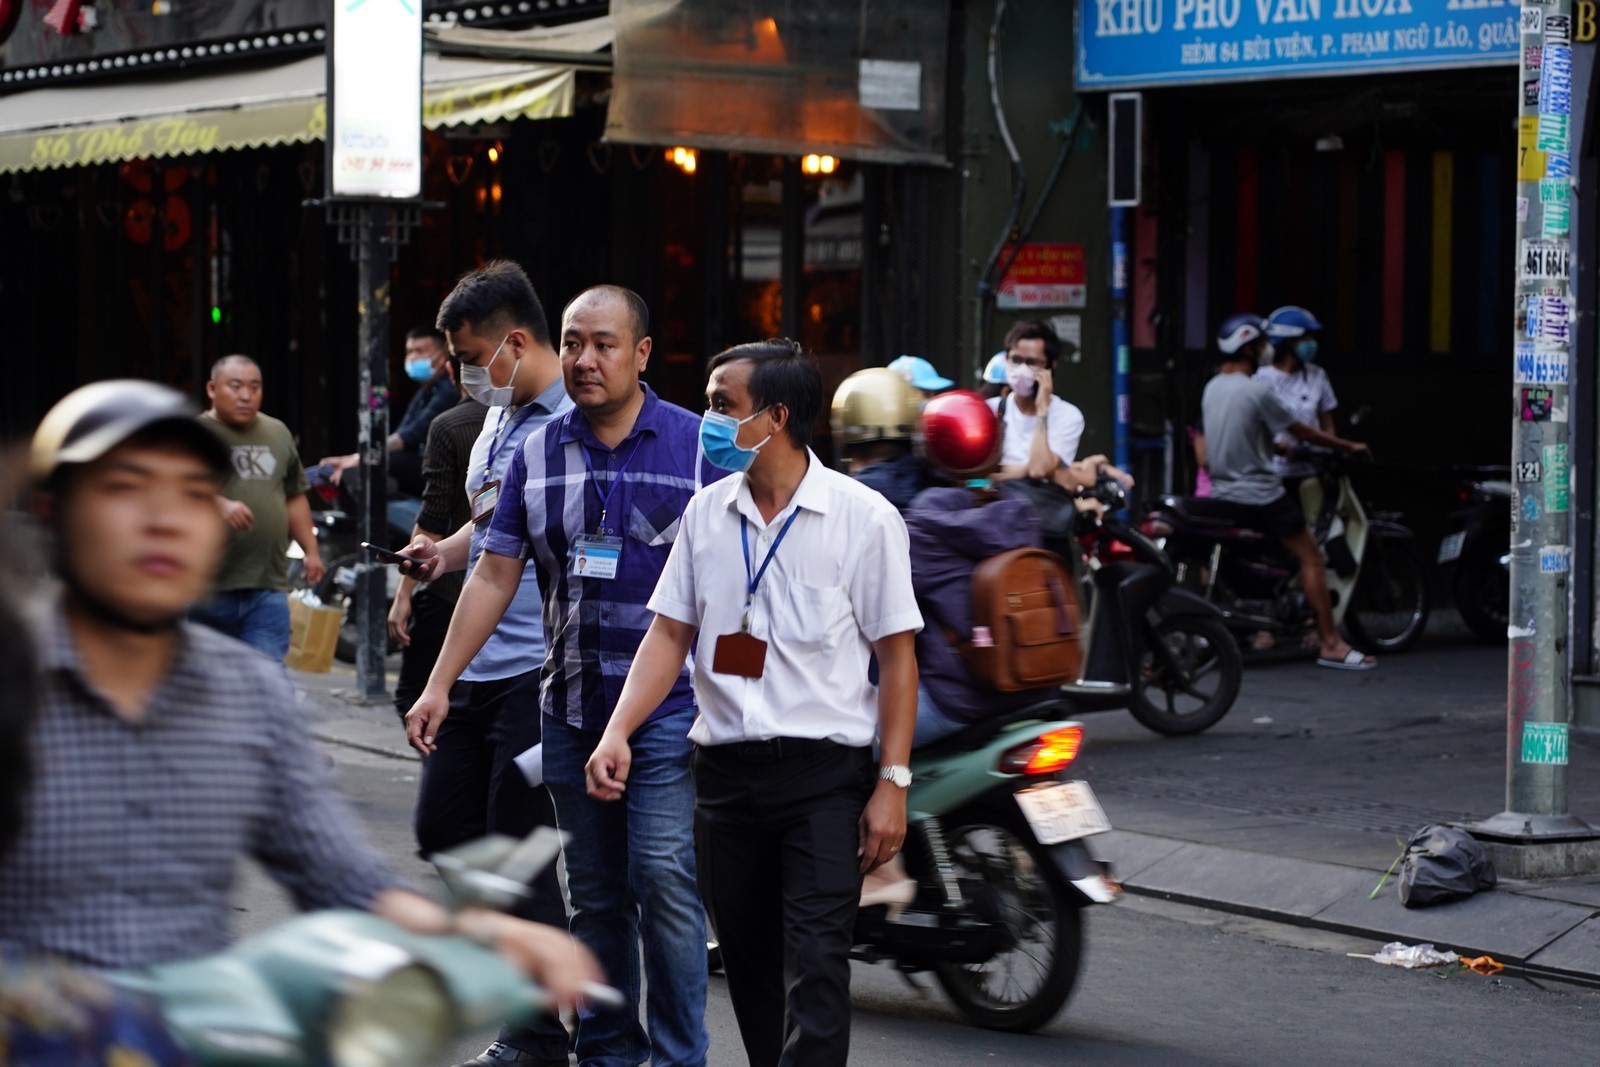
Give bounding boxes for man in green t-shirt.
[195,355,325,659]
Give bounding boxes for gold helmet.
[830,367,921,447]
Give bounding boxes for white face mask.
[1005,362,1038,398]
[458,335,517,407]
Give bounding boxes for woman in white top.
[1257,306,1338,484]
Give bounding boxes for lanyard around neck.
[739,510,801,630]
[483,404,537,480]
[581,436,645,534]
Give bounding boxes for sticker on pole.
[1516,460,1542,482]
[1515,343,1569,384]
[1544,444,1570,513]
[1520,722,1569,766]
[1539,545,1571,572]
[1522,239,1571,281]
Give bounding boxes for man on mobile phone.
[397,261,577,1067]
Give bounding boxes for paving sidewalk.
[292,618,1600,986]
[1073,613,1600,987]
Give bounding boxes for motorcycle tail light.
[1141,514,1174,538]
[999,725,1084,775]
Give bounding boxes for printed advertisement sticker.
[1516,460,1542,482]
[1539,544,1571,573]
[1522,387,1555,422]
[1544,443,1570,512]
[1515,344,1569,384]
[1519,116,1548,179]
[1521,721,1569,766]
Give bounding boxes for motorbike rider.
[1259,306,1340,496]
[0,382,600,998]
[1203,314,1375,670]
[830,367,933,509]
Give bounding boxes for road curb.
[1103,830,1600,990]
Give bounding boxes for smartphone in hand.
[360,541,419,573]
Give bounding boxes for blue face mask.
[1295,339,1319,363]
[404,357,435,383]
[700,408,772,473]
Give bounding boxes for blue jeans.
[913,682,967,748]
[192,589,291,661]
[543,706,708,1067]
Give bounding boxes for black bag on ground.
[1397,824,1497,908]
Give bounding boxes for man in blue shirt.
[405,286,717,1067]
[399,262,575,1067]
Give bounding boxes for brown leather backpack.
[958,547,1082,691]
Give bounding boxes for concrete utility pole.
[353,207,393,702]
[1472,2,1599,877]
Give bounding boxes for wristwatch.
[879,764,913,788]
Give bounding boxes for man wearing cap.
[0,381,600,1002]
[886,354,954,400]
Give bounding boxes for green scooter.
[852,708,1117,1033]
[108,832,616,1067]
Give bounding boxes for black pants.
[393,586,453,721]
[694,741,874,1067]
[414,669,568,1061]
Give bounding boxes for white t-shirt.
[988,394,1086,470]
[648,451,924,748]
[1256,363,1338,478]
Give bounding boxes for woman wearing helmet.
[1259,306,1339,490]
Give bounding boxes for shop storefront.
[1078,0,1522,483]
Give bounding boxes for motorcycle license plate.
[1438,532,1466,564]
[1015,781,1111,846]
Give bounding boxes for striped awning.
[0,52,576,175]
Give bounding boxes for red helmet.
[918,390,1001,480]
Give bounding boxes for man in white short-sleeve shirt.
[585,339,922,1067]
[988,319,1086,484]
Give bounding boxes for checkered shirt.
[0,600,404,969]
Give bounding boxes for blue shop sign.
[1076,0,1519,89]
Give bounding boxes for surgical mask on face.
[404,356,435,383]
[1295,339,1319,363]
[1005,362,1038,398]
[700,408,772,473]
[458,335,517,407]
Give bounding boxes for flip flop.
[1318,648,1376,671]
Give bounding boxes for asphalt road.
[234,740,1600,1066]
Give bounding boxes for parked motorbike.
[1437,467,1512,644]
[853,706,1116,1033]
[1143,448,1431,655]
[109,833,617,1067]
[1064,475,1244,736]
[300,463,422,663]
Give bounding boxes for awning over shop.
[0,52,577,175]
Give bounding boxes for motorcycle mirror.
[431,828,569,912]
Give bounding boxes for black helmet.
[31,380,231,484]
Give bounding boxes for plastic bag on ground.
[1364,942,1460,969]
[1397,824,1497,908]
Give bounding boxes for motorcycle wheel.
[933,815,1083,1033]
[1454,538,1510,645]
[1344,537,1431,654]
[1127,614,1242,736]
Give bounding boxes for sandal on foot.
[1317,648,1376,671]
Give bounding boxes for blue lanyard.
[484,405,538,481]
[739,510,801,630]
[581,437,645,534]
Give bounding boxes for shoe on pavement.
[452,1042,569,1067]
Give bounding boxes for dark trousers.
[414,669,567,1061]
[393,587,453,721]
[694,742,874,1067]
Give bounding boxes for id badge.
[471,480,501,525]
[572,534,622,580]
[712,631,768,678]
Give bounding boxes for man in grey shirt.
[1202,313,1374,669]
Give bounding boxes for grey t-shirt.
[1202,371,1296,505]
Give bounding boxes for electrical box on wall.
[1108,92,1141,208]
